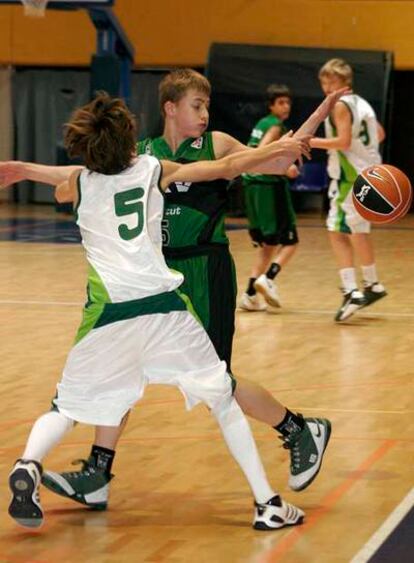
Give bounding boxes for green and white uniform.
[54,155,231,426]
[138,133,237,370]
[325,93,381,234]
[242,114,298,246]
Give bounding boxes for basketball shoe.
[239,292,267,311]
[253,494,304,530]
[9,459,43,528]
[41,456,113,510]
[362,282,387,307]
[282,417,331,492]
[254,274,281,307]
[335,289,366,322]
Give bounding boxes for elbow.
[55,193,66,204]
[223,162,237,180]
[338,140,351,151]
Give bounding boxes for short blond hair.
[159,69,211,117]
[319,58,353,86]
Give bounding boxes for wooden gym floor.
[0,204,413,562]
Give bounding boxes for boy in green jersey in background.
[240,84,299,312]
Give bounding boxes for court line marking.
[0,405,409,432]
[238,309,414,319]
[259,439,397,563]
[1,435,412,456]
[0,389,411,432]
[0,299,83,306]
[294,407,411,415]
[1,298,414,320]
[349,487,414,563]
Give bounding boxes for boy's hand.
[286,164,300,179]
[279,131,311,164]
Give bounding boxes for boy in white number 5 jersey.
[7,92,310,531]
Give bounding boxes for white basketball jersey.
[76,155,183,303]
[325,94,381,181]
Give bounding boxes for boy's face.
[320,74,347,95]
[269,96,292,121]
[171,88,210,138]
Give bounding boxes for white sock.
[22,411,74,462]
[211,396,275,504]
[361,264,378,286]
[339,267,358,294]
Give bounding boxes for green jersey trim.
[87,264,112,305]
[74,290,191,344]
[338,152,358,184]
[156,158,165,196]
[74,302,105,345]
[176,289,202,324]
[338,99,354,125]
[94,290,188,329]
[73,174,82,221]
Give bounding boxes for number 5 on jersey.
[114,187,145,240]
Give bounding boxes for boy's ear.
[164,101,176,118]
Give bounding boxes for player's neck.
[162,123,189,153]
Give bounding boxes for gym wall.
[0,0,413,69]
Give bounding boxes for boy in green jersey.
[0,70,347,516]
[241,84,299,312]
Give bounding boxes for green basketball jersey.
[137,132,229,254]
[243,114,286,183]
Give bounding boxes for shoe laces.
[279,435,302,470]
[64,458,97,479]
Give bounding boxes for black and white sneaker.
[254,275,281,308]
[9,459,43,528]
[363,283,387,307]
[253,495,304,531]
[335,289,366,322]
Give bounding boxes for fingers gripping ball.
[353,164,412,224]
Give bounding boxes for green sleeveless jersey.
[137,132,229,255]
[243,114,286,184]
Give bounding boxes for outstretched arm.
[0,162,81,205]
[159,133,308,189]
[294,86,351,139]
[55,169,81,204]
[0,161,83,188]
[213,86,351,174]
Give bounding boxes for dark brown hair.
[159,68,211,117]
[64,91,137,175]
[266,84,292,107]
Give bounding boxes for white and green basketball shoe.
[41,457,113,510]
[282,417,332,491]
[9,459,44,528]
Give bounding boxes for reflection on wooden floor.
[0,204,413,562]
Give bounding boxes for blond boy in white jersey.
[311,58,387,322]
[6,92,314,532]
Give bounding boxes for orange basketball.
[352,164,412,224]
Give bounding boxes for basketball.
[352,164,412,224]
